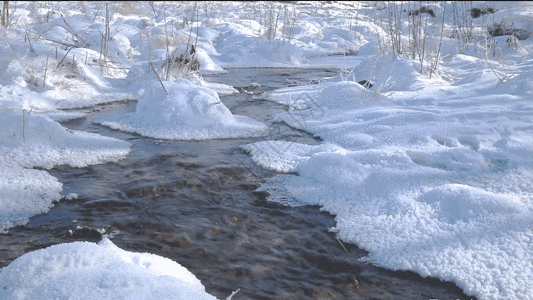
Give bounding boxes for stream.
[0,68,475,300]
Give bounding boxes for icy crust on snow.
[0,111,132,169]
[0,165,62,233]
[95,79,267,140]
[0,238,218,300]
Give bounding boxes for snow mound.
[366,59,422,91]
[95,79,267,140]
[0,165,62,233]
[196,47,227,74]
[0,238,218,300]
[0,111,131,169]
[213,33,306,67]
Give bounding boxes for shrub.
[471,7,495,19]
[408,6,435,18]
[488,22,530,40]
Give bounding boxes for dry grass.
[112,1,150,17]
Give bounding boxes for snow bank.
[0,111,131,169]
[241,141,345,173]
[0,111,131,232]
[95,79,267,140]
[262,80,375,111]
[246,52,533,299]
[0,238,218,300]
[249,140,533,300]
[0,165,62,233]
[213,33,307,68]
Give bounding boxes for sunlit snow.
[95,79,267,140]
[0,238,218,300]
[244,42,533,300]
[1,1,533,299]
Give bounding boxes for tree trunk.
[1,1,9,27]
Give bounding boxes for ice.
[95,79,267,140]
[0,238,218,300]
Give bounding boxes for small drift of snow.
[212,33,308,68]
[196,47,227,75]
[241,141,345,173]
[95,79,267,140]
[0,238,218,300]
[262,80,375,111]
[0,111,131,169]
[0,165,62,233]
[199,81,239,95]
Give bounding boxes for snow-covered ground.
[1,1,533,299]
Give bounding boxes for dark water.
[0,68,475,300]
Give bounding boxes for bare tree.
[1,1,9,27]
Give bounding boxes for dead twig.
[149,61,169,94]
[336,237,349,253]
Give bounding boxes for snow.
[0,110,131,233]
[2,1,533,299]
[0,164,62,233]
[0,111,131,169]
[244,51,533,299]
[0,238,218,300]
[95,79,267,140]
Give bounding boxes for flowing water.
[0,68,475,300]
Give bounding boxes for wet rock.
[252,190,270,202]
[68,226,104,239]
[346,275,361,292]
[228,213,248,224]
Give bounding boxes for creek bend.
[0,68,475,300]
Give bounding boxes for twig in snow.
[336,237,348,253]
[150,61,168,95]
[226,288,241,300]
[56,47,73,69]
